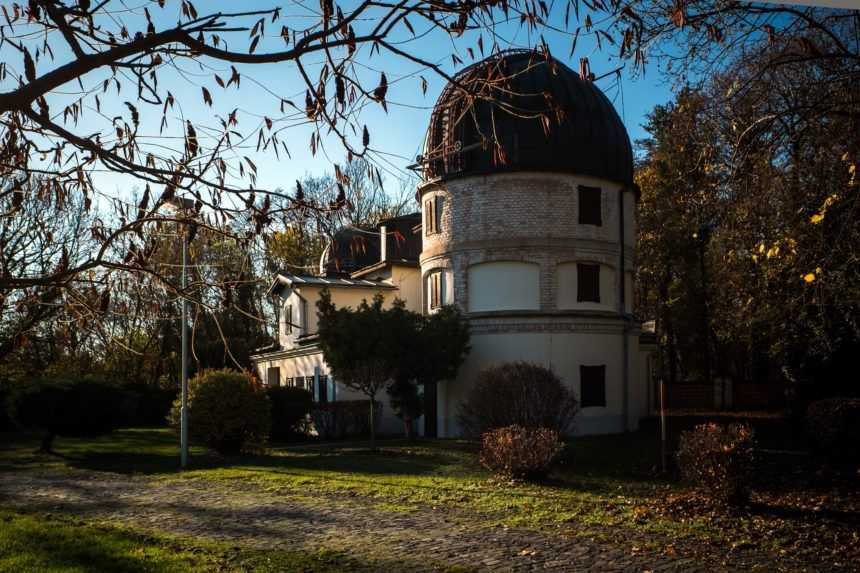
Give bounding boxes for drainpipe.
[618,188,630,432]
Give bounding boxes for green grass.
[0,509,393,572]
[2,428,854,567]
[0,428,682,535]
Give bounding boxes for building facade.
[252,50,654,437]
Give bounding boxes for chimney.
[379,224,387,262]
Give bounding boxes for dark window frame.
[429,272,442,310]
[580,364,607,408]
[267,366,280,387]
[424,198,436,235]
[577,263,601,303]
[578,185,602,226]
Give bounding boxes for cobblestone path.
[0,471,822,572]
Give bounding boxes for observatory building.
[252,51,654,436]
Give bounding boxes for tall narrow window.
[578,185,602,226]
[580,365,606,408]
[434,195,444,233]
[424,198,436,235]
[267,367,281,387]
[429,272,442,310]
[577,263,601,303]
[285,304,293,334]
[301,299,308,333]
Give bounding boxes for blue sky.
[1,1,675,207]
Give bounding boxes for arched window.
[467,261,540,312]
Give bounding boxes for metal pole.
[180,230,189,469]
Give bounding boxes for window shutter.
[286,305,292,334]
[577,263,601,303]
[424,199,435,234]
[580,365,606,408]
[578,186,602,226]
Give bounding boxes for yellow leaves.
[810,193,839,224]
[803,269,822,284]
[841,151,857,188]
[765,246,779,259]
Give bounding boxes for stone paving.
[0,470,834,572]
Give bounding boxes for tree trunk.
[403,416,414,441]
[40,430,56,454]
[699,237,713,387]
[368,396,376,450]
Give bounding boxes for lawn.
[0,508,403,573]
[2,428,858,569]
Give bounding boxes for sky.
[1,0,676,210]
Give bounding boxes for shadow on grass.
[3,428,676,506]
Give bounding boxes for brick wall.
[418,172,637,315]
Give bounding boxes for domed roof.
[421,50,633,186]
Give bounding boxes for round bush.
[806,398,860,464]
[677,423,755,506]
[480,425,563,480]
[456,362,579,437]
[8,376,132,452]
[169,369,271,455]
[267,386,313,441]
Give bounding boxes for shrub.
[8,376,132,452]
[168,369,270,455]
[480,425,563,480]
[457,362,579,437]
[311,400,382,440]
[806,398,860,464]
[124,378,177,427]
[267,386,313,441]
[677,423,755,505]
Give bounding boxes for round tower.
[418,50,643,436]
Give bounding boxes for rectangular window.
[285,304,293,334]
[434,195,444,233]
[305,376,315,391]
[577,263,601,303]
[285,377,293,387]
[429,272,442,310]
[424,198,436,235]
[301,299,308,333]
[580,365,606,408]
[578,185,602,226]
[267,367,280,387]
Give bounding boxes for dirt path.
[0,470,831,572]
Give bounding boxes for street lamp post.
[167,196,196,469]
[180,226,189,469]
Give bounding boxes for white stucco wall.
[437,327,647,438]
[467,261,540,312]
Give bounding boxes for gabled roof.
[266,273,397,297]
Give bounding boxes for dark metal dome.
[421,50,633,186]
